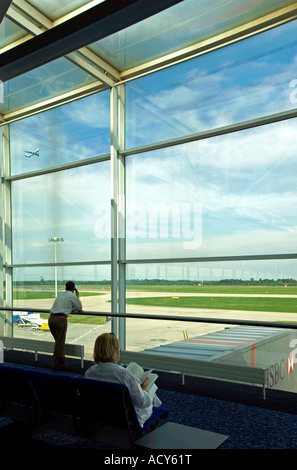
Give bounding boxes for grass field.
[126,285,297,295]
[126,295,297,313]
[10,284,297,323]
[67,314,106,325]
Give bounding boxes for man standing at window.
[49,281,82,370]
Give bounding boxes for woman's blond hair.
[93,333,120,364]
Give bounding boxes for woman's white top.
[85,362,159,427]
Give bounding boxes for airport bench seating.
[0,364,168,449]
[0,363,229,449]
[0,336,84,368]
[120,350,267,399]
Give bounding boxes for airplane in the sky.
[24,148,40,158]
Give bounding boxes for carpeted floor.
[157,388,297,449]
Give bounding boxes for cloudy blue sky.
[9,17,297,282]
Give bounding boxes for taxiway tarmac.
[10,291,297,359]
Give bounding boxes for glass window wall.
[11,265,111,361]
[126,118,297,259]
[27,0,97,21]
[2,11,297,393]
[125,258,297,351]
[9,92,110,175]
[125,18,297,148]
[11,161,111,264]
[2,58,99,116]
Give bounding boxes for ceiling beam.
[8,1,120,86]
[1,81,106,124]
[11,0,52,29]
[0,0,13,24]
[0,0,184,82]
[6,4,43,35]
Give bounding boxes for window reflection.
[9,92,110,175]
[126,119,297,259]
[125,259,297,351]
[11,162,110,264]
[12,265,111,361]
[126,19,297,148]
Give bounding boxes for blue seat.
[0,364,26,404]
[0,365,168,447]
[71,376,167,448]
[0,364,38,423]
[23,368,81,434]
[142,406,168,431]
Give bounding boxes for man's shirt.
[50,290,82,317]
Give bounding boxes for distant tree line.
[12,278,297,287]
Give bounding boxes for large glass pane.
[9,92,110,175]
[0,17,27,49]
[11,265,111,361]
[126,118,297,259]
[125,259,297,393]
[126,258,297,292]
[91,0,295,72]
[1,57,98,115]
[125,257,297,349]
[126,19,297,148]
[27,0,105,21]
[0,125,2,176]
[12,161,111,264]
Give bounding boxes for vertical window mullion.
[2,124,13,336]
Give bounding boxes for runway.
[10,290,297,360]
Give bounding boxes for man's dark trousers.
[48,313,67,368]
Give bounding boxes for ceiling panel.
[27,0,105,22]
[1,0,297,119]
[0,56,99,116]
[89,0,297,74]
[0,15,29,50]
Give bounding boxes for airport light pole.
[48,237,64,297]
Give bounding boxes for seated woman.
[85,332,162,428]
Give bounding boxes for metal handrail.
[1,306,297,329]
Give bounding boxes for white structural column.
[0,129,3,335]
[2,124,13,336]
[48,237,64,297]
[110,86,119,336]
[117,84,126,350]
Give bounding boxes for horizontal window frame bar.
[5,260,111,269]
[120,107,297,158]
[3,153,110,182]
[0,81,107,126]
[121,253,297,264]
[5,253,297,269]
